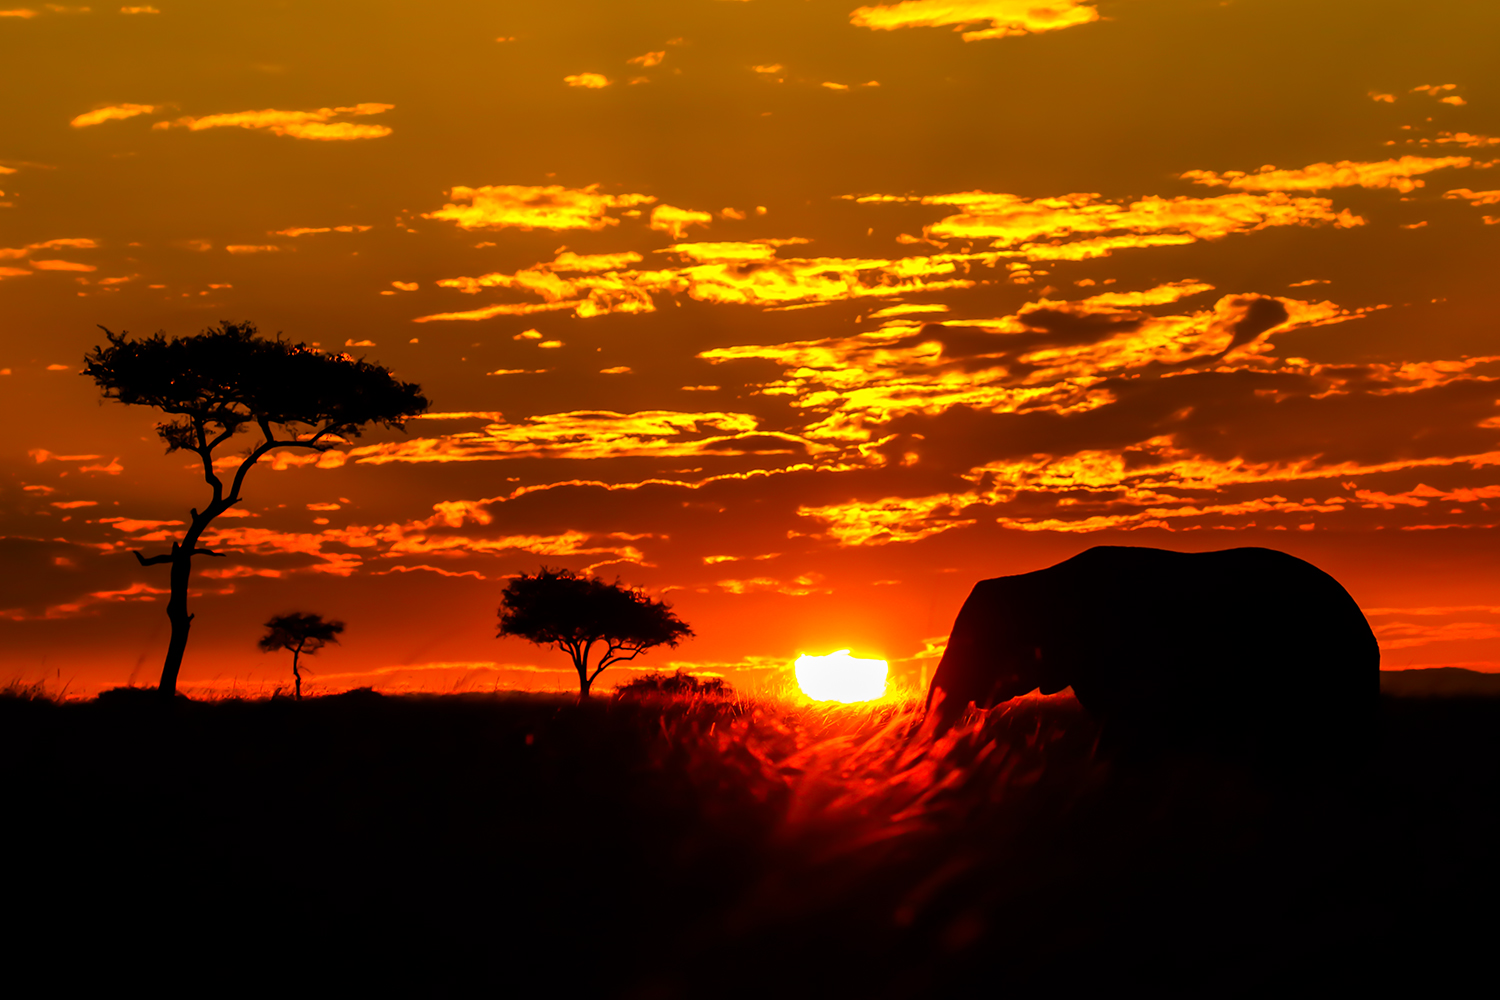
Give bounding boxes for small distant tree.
[83,321,428,700]
[614,670,730,700]
[497,568,694,698]
[258,612,345,700]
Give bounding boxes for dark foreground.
[2,688,1494,994]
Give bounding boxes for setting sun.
[794,650,889,703]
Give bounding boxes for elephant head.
[924,578,1061,735]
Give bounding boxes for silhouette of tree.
[498,568,694,698]
[83,321,428,700]
[259,612,345,700]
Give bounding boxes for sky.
[3,0,1499,697]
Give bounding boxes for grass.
[0,684,1493,992]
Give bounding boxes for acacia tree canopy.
[259,612,345,700]
[498,568,694,697]
[83,320,428,699]
[85,321,428,455]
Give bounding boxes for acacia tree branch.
[592,643,647,681]
[132,550,174,567]
[193,416,227,508]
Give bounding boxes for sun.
[794,650,889,703]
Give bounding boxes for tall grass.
[0,682,1428,992]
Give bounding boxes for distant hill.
[1381,667,1500,697]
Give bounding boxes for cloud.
[422,184,655,232]
[1411,83,1465,105]
[649,204,713,239]
[564,73,611,89]
[628,51,664,67]
[698,287,1379,448]
[297,410,826,466]
[271,225,372,237]
[225,244,279,254]
[30,259,95,271]
[1182,155,1478,193]
[70,103,158,128]
[120,5,158,11]
[798,494,977,546]
[417,241,981,322]
[154,103,394,140]
[1369,92,1396,103]
[856,189,1363,258]
[0,9,38,16]
[1401,131,1500,149]
[1445,188,1500,206]
[0,237,98,260]
[849,0,1099,41]
[196,505,657,577]
[716,573,830,596]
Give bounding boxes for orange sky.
[3,0,1499,696]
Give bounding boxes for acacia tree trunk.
[292,644,303,701]
[155,507,218,701]
[158,543,195,700]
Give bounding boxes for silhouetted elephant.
[925,546,1377,758]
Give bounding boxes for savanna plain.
[5,676,1495,994]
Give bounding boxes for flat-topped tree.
[83,321,428,699]
[498,568,694,698]
[259,612,344,700]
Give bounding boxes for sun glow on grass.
[794,649,889,703]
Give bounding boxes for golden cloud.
[650,204,714,239]
[1183,156,1479,193]
[849,0,1099,41]
[628,51,664,67]
[256,409,826,467]
[564,73,611,88]
[30,259,95,271]
[699,287,1359,445]
[1445,188,1500,206]
[70,103,158,128]
[154,103,394,140]
[422,184,655,232]
[0,9,37,16]
[799,441,1500,544]
[271,224,372,237]
[225,244,280,254]
[0,237,97,260]
[1411,83,1465,105]
[798,494,977,546]
[716,573,830,596]
[417,241,980,322]
[858,189,1362,258]
[196,504,658,577]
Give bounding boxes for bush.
[614,670,731,700]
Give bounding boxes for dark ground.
[1,686,1494,994]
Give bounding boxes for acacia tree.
[498,568,694,698]
[258,612,345,700]
[83,321,428,699]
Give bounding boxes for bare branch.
[132,550,174,567]
[190,548,227,558]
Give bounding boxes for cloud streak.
[849,0,1099,41]
[154,103,394,140]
